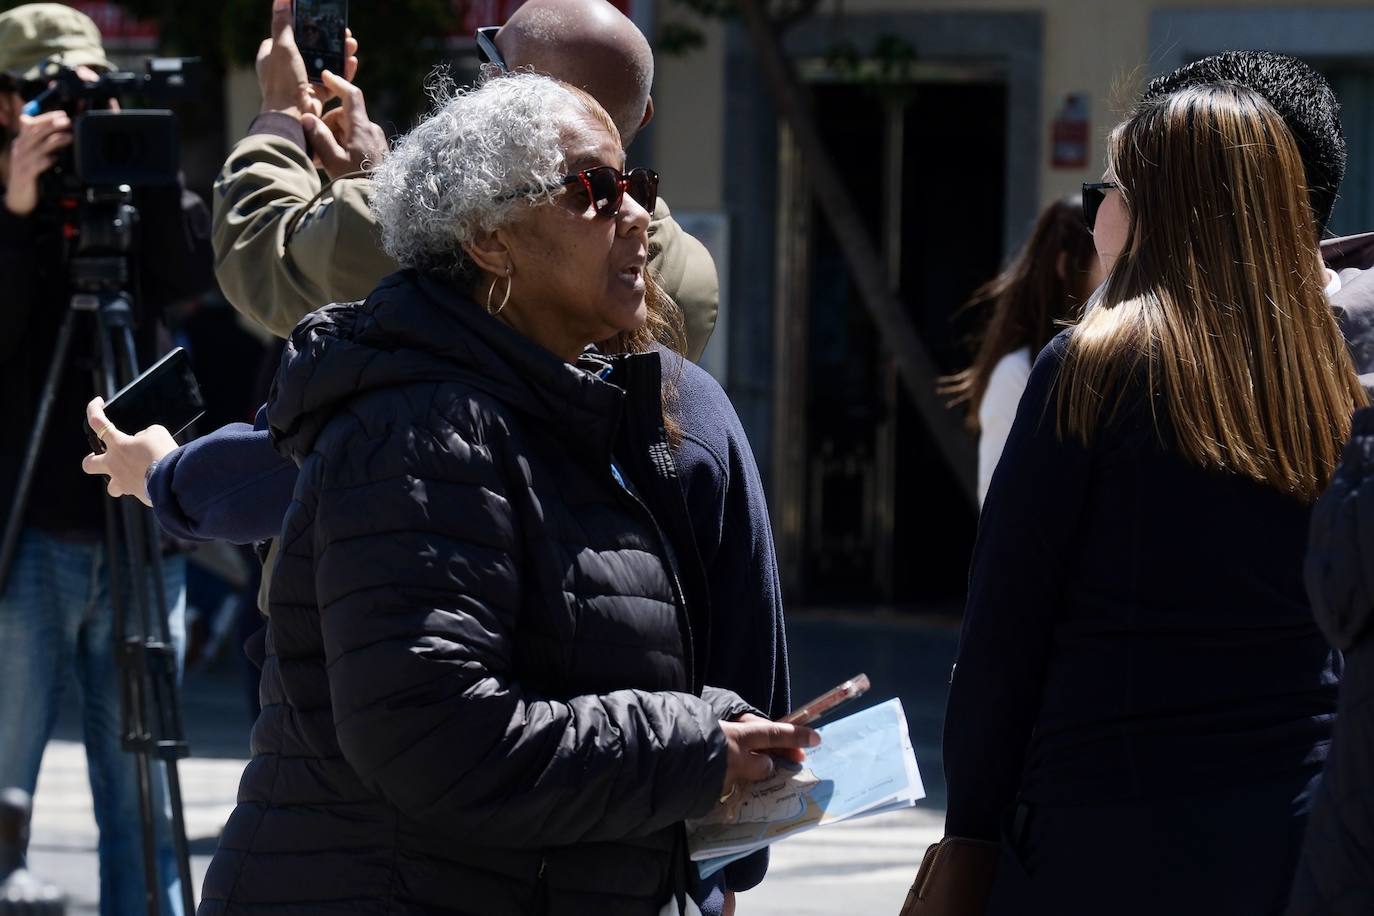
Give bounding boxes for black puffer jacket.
[1289,407,1374,915]
[198,270,751,916]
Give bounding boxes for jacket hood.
[268,269,635,464]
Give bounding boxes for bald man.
[499,0,656,144]
[212,0,719,360]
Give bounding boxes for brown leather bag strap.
[898,836,1000,916]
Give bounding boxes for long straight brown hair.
[1060,82,1366,502]
[943,196,1098,428]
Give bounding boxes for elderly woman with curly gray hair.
[195,72,816,916]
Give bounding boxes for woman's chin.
[608,295,649,335]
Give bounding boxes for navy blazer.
[944,331,1339,842]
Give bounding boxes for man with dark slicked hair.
[1142,51,1346,230]
[1142,51,1374,389]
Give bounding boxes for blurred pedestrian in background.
[942,196,1102,504]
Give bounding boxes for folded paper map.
[688,697,924,878]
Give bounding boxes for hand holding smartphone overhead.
[294,0,348,83]
[85,347,204,454]
[781,673,871,727]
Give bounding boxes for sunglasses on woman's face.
[1082,181,1119,232]
[560,166,659,218]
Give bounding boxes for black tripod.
[0,187,195,916]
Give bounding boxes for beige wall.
[650,0,1374,215]
[650,10,727,212]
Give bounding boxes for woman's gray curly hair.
[369,72,617,282]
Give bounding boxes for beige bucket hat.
[0,3,110,81]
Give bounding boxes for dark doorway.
[780,77,1007,607]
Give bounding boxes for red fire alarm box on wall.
[1051,93,1090,170]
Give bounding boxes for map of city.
[688,698,924,877]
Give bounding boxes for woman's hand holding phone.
[719,714,819,799]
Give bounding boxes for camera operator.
[0,5,212,915]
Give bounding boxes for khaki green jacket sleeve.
[213,130,397,339]
[649,197,720,362]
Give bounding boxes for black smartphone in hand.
[86,347,205,454]
[294,0,348,83]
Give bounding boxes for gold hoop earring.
[487,269,512,316]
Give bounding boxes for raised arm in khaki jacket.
[212,115,396,338]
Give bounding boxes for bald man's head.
[497,0,654,147]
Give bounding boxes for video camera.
[22,57,198,188]
[17,58,198,292]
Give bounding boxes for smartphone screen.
[294,0,347,83]
[87,347,205,454]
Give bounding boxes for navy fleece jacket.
[147,405,294,544]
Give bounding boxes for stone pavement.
[22,612,958,914]
[25,739,237,914]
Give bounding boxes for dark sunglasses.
[1082,181,1119,232]
[475,26,508,72]
[561,166,658,218]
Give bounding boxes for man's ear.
[463,228,513,278]
[639,95,654,132]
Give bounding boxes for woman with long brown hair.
[944,198,1102,503]
[906,82,1366,914]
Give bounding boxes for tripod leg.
[91,319,162,916]
[161,743,196,916]
[131,741,163,916]
[102,304,195,915]
[135,510,195,916]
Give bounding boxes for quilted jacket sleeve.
[1305,407,1374,651]
[313,398,730,847]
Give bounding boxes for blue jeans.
[0,528,187,916]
